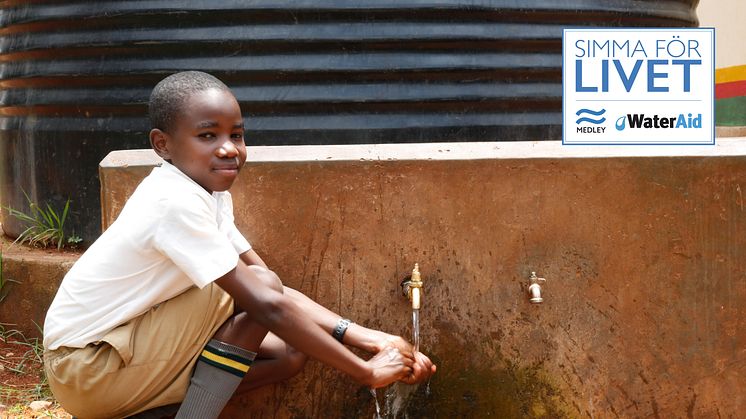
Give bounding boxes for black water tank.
[0,1,699,244]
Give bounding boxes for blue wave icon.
[615,116,626,131]
[575,108,606,125]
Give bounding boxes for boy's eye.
[198,132,216,139]
[231,133,244,140]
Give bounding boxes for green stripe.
[716,96,746,126]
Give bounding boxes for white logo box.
[563,28,714,145]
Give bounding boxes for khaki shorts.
[43,283,234,419]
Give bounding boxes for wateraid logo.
[575,108,606,133]
[614,113,702,131]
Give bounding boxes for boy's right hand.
[368,332,437,385]
[365,347,415,389]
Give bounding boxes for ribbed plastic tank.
[0,1,699,243]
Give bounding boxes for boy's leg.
[236,332,308,393]
[175,265,278,418]
[174,312,264,419]
[44,283,235,419]
[174,338,257,419]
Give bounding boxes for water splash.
[370,388,382,419]
[384,382,418,418]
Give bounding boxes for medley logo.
[563,29,714,145]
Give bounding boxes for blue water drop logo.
[615,116,626,131]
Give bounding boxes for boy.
[43,71,435,419]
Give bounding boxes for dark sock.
[175,339,256,419]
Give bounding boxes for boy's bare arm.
[238,250,401,351]
[237,250,435,383]
[282,286,435,383]
[215,262,413,388]
[239,249,267,268]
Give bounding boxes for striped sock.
[175,339,256,419]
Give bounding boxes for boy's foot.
[126,403,180,419]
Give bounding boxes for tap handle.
[411,263,421,283]
[530,271,546,284]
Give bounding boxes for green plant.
[3,191,76,250]
[67,234,83,247]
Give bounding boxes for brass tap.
[401,263,423,310]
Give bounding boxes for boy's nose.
[216,139,238,158]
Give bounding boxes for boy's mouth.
[213,157,242,172]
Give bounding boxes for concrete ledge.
[290,137,745,159]
[0,234,79,339]
[101,137,746,165]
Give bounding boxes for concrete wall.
[0,239,77,338]
[99,141,746,418]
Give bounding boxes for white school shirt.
[43,161,251,350]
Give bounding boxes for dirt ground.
[1,229,74,418]
[0,333,70,418]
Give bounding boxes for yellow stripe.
[201,350,251,373]
[716,64,746,84]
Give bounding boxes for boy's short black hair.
[149,71,232,134]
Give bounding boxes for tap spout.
[528,271,546,304]
[401,263,423,310]
[411,287,421,310]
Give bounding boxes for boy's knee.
[286,346,308,374]
[247,265,283,293]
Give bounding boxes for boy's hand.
[370,331,412,354]
[399,351,437,385]
[370,332,437,385]
[365,347,415,389]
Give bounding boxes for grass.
[0,322,64,417]
[2,190,81,251]
[1,323,44,376]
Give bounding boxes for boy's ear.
[149,128,172,160]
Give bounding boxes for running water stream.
[371,307,422,418]
[412,308,420,352]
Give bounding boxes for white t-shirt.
[44,161,251,350]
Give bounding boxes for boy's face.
[152,88,247,193]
